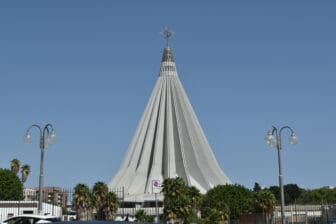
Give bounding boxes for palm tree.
[252,190,276,224]
[73,184,92,221]
[10,159,21,174]
[92,182,109,220]
[102,191,119,220]
[21,164,31,183]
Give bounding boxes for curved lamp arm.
[24,124,56,148]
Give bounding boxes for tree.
[92,181,109,220]
[186,186,202,223]
[187,186,202,212]
[252,190,276,213]
[162,177,192,223]
[251,190,276,224]
[101,191,119,220]
[268,186,280,203]
[73,183,92,220]
[0,168,23,200]
[268,184,303,204]
[202,184,253,221]
[10,159,21,175]
[253,182,262,192]
[10,159,31,185]
[73,182,119,221]
[284,184,302,204]
[21,164,31,183]
[201,207,228,224]
[298,187,336,204]
[316,187,336,203]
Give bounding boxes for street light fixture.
[24,124,56,214]
[265,126,297,224]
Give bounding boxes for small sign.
[152,180,161,193]
[152,180,161,188]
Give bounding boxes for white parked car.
[1,215,61,224]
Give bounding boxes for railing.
[2,188,336,224]
[272,204,336,224]
[0,187,163,222]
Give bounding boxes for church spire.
[159,28,176,75]
[161,47,174,62]
[161,27,175,62]
[109,30,231,201]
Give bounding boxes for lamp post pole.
[265,126,297,224]
[276,129,286,224]
[24,124,56,215]
[155,192,159,223]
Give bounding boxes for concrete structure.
[109,35,231,201]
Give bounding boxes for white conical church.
[109,31,231,201]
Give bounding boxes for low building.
[0,201,62,222]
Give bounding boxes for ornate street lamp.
[24,124,56,214]
[265,126,297,224]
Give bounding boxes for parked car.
[53,221,152,224]
[1,215,61,224]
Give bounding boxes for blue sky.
[0,1,335,190]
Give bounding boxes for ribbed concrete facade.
[109,47,231,201]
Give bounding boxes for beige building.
[24,187,68,209]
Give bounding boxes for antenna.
[160,27,174,47]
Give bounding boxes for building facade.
[109,34,231,202]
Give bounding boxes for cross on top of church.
[161,27,174,47]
